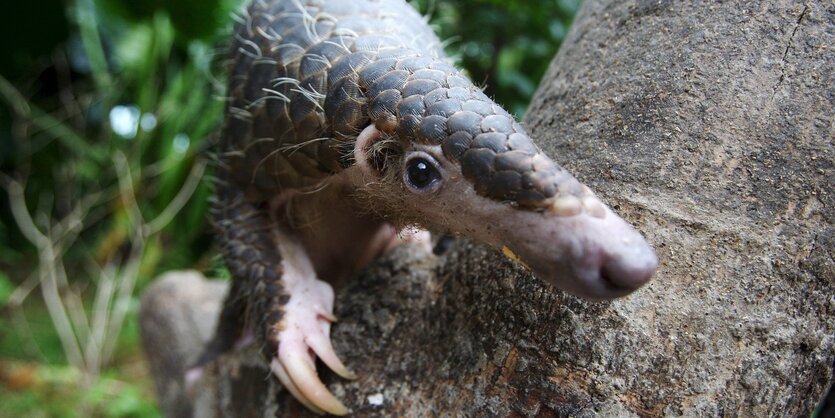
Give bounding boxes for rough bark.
[523,1,833,415]
[140,0,833,416]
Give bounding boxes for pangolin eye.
[404,155,442,192]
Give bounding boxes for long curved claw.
[271,359,327,415]
[308,332,356,380]
[280,350,349,416]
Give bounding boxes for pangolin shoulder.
[220,0,445,201]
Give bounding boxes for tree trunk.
[140,0,834,416]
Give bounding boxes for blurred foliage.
[414,0,581,116]
[0,0,578,415]
[0,0,241,415]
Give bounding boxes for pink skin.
[451,198,658,299]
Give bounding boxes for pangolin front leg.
[268,224,355,415]
[195,177,353,415]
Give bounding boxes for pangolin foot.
[269,279,355,415]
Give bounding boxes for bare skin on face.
[352,125,658,299]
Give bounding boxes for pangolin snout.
[560,211,658,299]
[599,246,658,293]
[499,203,658,300]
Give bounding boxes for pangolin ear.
[354,124,398,179]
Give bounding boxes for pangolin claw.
[308,332,357,380]
[318,311,338,322]
[269,301,352,415]
[276,352,349,415]
[271,359,327,415]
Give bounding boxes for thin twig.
[100,152,147,365]
[144,158,208,235]
[7,271,40,307]
[87,262,117,377]
[37,235,86,371]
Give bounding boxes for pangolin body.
[201,0,659,414]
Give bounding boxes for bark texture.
[140,0,833,416]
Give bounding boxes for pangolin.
[193,0,659,414]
